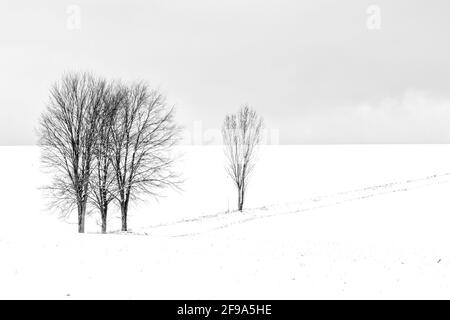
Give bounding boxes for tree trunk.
[237,187,243,212]
[121,203,128,232]
[101,205,108,234]
[78,202,85,233]
[240,188,245,212]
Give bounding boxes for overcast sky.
[1,0,450,145]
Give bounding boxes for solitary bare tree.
[222,105,263,212]
[89,83,125,233]
[39,72,107,233]
[110,82,180,232]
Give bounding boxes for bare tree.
[222,105,263,212]
[39,72,107,233]
[89,83,125,234]
[110,82,180,232]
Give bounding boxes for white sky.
[1,0,450,144]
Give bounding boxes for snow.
[1,145,450,299]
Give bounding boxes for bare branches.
[222,105,263,212]
[110,82,181,232]
[39,73,180,233]
[88,82,125,233]
[39,72,107,233]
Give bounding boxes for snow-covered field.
[1,145,450,299]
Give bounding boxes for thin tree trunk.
[78,202,85,233]
[101,205,108,234]
[240,188,245,212]
[78,185,89,233]
[237,188,240,211]
[121,202,128,232]
[237,187,243,212]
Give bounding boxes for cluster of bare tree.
[39,72,179,233]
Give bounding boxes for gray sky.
[1,0,450,145]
